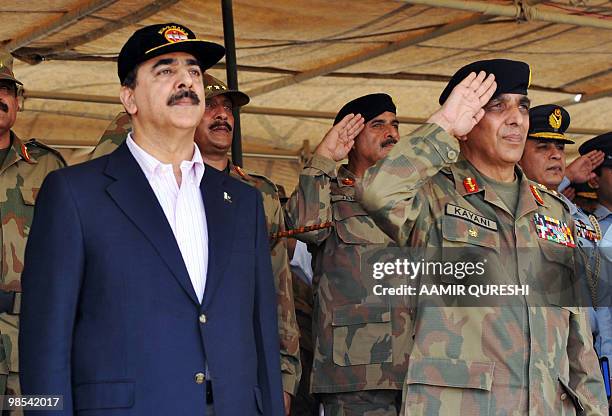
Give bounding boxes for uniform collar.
[449,155,539,218]
[595,204,612,222]
[0,131,37,172]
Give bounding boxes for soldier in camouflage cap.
[285,93,411,415]
[361,60,607,414]
[89,74,301,415]
[195,74,301,415]
[0,50,66,412]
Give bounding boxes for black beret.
[334,93,396,125]
[579,132,612,168]
[439,59,531,105]
[118,23,225,84]
[528,104,573,144]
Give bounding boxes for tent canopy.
[2,0,611,190]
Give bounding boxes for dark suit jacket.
[19,142,284,415]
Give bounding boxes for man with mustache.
[0,50,65,411]
[519,105,611,401]
[19,23,284,415]
[361,59,607,414]
[88,74,302,415]
[285,93,410,415]
[195,74,302,415]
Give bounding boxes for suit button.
[195,372,206,384]
[199,314,207,324]
[560,393,567,400]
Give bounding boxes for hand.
[314,113,364,161]
[565,150,605,184]
[427,71,497,139]
[561,186,575,202]
[283,391,292,416]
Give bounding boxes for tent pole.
[221,0,243,167]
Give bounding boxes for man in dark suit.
[19,23,284,415]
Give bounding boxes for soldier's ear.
[120,86,137,116]
[588,175,599,190]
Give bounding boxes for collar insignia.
[341,177,355,186]
[530,185,544,205]
[463,177,479,193]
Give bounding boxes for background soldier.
[361,60,607,414]
[89,74,301,415]
[581,133,612,402]
[519,105,611,391]
[0,51,65,412]
[285,94,413,415]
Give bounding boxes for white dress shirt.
[126,133,208,303]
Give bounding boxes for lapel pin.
[223,191,232,203]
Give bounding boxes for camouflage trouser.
[0,330,20,416]
[318,390,401,416]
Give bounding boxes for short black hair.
[122,65,139,89]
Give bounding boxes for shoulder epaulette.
[25,139,67,167]
[232,165,278,193]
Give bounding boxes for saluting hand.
[427,71,497,140]
[565,150,605,184]
[315,113,365,162]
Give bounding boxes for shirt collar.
[595,204,612,222]
[126,132,205,186]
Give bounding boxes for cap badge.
[548,108,562,131]
[162,26,188,43]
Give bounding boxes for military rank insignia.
[21,143,31,162]
[576,219,600,242]
[534,213,575,247]
[341,177,355,186]
[530,185,544,205]
[463,177,479,193]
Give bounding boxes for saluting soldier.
[519,104,611,392]
[285,94,413,415]
[88,74,301,415]
[361,60,608,415]
[0,51,66,411]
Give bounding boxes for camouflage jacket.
[0,132,65,376]
[285,154,413,394]
[91,112,302,395]
[361,123,608,415]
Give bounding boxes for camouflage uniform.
[90,112,302,395]
[0,132,65,410]
[285,153,412,413]
[360,123,608,415]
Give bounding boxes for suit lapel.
[201,165,237,309]
[104,143,199,305]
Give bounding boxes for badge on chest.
[534,213,575,247]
